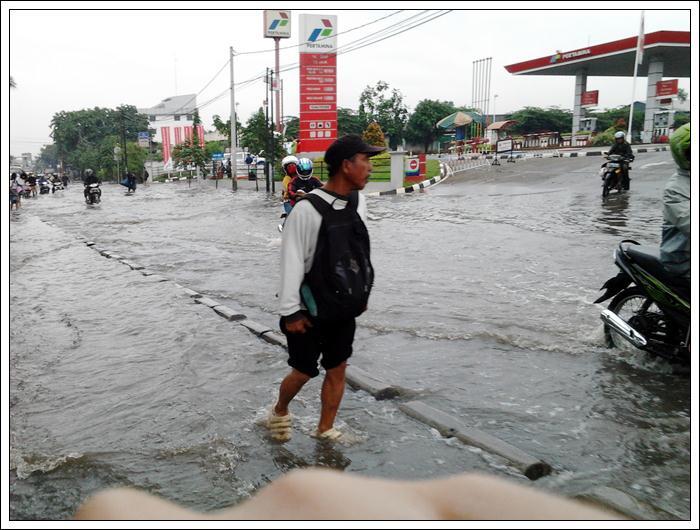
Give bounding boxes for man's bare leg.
[318,362,347,433]
[274,368,310,416]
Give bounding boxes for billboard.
[264,10,292,38]
[580,90,599,107]
[656,79,678,97]
[298,14,337,153]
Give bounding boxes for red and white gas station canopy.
[505,31,690,77]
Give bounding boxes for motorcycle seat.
[624,244,689,299]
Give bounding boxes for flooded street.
[9,151,690,520]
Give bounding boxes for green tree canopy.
[49,105,149,175]
[240,107,285,162]
[405,99,458,152]
[506,106,573,135]
[337,107,365,137]
[359,81,408,149]
[212,114,243,145]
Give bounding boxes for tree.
[590,106,643,136]
[337,107,365,137]
[37,143,60,171]
[363,121,386,147]
[283,116,299,141]
[506,107,573,135]
[677,88,687,103]
[358,81,408,149]
[241,107,285,161]
[172,110,208,174]
[405,99,458,152]
[212,114,243,145]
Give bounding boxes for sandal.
[312,427,343,441]
[266,409,292,442]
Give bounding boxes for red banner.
[580,90,599,106]
[161,127,171,164]
[184,126,193,145]
[299,51,337,153]
[174,127,182,145]
[197,125,205,148]
[656,79,678,97]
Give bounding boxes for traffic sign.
[212,152,225,160]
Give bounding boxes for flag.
[184,126,193,145]
[197,125,205,148]
[174,127,182,145]
[636,11,645,65]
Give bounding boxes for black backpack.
[299,191,374,321]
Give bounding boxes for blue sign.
[211,152,225,160]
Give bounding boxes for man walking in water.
[267,135,384,442]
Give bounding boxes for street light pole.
[493,94,498,125]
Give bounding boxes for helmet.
[281,155,299,176]
[85,168,94,177]
[297,158,313,179]
[614,131,625,140]
[670,123,690,170]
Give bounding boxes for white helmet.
[281,155,299,176]
[614,131,625,139]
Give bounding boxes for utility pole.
[230,46,238,190]
[275,37,282,132]
[120,108,128,175]
[265,68,271,192]
[270,67,275,194]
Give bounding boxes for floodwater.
[9,151,690,520]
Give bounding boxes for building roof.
[138,94,197,116]
[505,31,690,77]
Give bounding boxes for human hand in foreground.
[74,468,623,520]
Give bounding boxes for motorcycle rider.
[281,155,299,216]
[660,123,690,286]
[83,168,100,201]
[288,158,322,207]
[607,131,634,190]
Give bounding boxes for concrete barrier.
[398,400,551,480]
[147,275,169,282]
[577,486,676,520]
[213,305,247,321]
[182,288,202,298]
[260,331,287,347]
[239,319,273,336]
[194,297,220,308]
[346,366,402,400]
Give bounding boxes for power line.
[235,10,405,56]
[169,59,231,115]
[194,10,452,114]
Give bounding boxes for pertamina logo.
[308,19,333,41]
[268,11,289,31]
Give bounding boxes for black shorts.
[280,314,356,378]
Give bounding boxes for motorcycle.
[85,182,102,204]
[600,154,633,198]
[38,178,51,194]
[595,240,690,365]
[51,180,64,194]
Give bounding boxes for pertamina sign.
[264,10,291,39]
[298,14,338,153]
[656,79,679,97]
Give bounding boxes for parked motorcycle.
[595,240,690,365]
[85,182,102,204]
[600,154,633,198]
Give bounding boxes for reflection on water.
[597,192,630,235]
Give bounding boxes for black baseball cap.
[324,134,386,167]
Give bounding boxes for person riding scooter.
[288,158,322,207]
[83,168,100,200]
[280,155,299,216]
[660,123,690,286]
[607,131,634,190]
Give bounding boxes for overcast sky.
[4,2,695,157]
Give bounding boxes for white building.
[138,94,197,143]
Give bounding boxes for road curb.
[364,162,454,198]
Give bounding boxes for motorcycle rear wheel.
[604,286,667,352]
